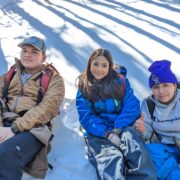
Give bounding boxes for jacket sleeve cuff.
[112,128,122,136]
[105,131,112,139]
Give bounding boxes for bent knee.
[0,143,22,166]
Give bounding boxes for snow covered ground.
[0,0,179,179]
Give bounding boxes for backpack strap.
[113,64,127,77]
[117,73,126,101]
[3,64,17,102]
[146,96,155,120]
[146,96,162,143]
[177,82,180,89]
[37,66,54,104]
[113,64,127,101]
[38,66,54,130]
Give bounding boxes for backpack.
[146,82,180,119]
[3,64,54,104]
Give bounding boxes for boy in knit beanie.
[135,60,180,180]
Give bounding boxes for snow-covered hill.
[0,0,179,179]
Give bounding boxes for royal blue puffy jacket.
[76,78,140,138]
[76,79,140,137]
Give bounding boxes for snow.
[0,0,179,179]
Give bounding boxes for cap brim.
[18,42,42,52]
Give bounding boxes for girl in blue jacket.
[76,48,156,180]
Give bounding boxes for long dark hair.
[77,48,123,102]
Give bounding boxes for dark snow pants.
[0,124,43,180]
[85,127,157,180]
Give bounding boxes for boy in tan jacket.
[0,36,65,179]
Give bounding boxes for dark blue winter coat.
[76,78,140,138]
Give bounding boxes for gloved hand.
[107,132,121,147]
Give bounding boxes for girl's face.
[90,56,109,80]
[152,83,177,104]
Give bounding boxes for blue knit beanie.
[148,60,178,88]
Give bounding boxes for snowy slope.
[0,0,179,179]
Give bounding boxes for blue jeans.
[0,131,43,180]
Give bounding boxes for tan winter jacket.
[0,58,65,178]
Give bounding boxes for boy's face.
[152,83,177,104]
[20,45,45,73]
